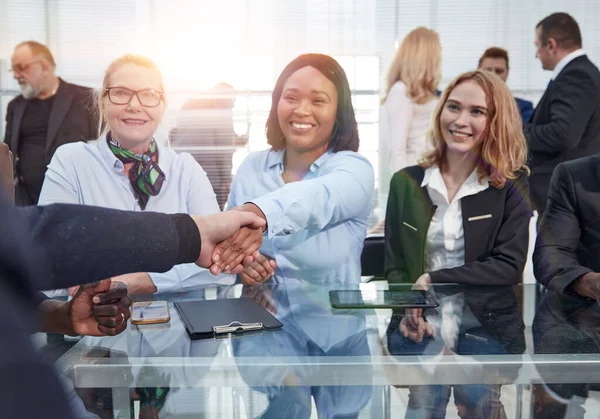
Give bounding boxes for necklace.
[282,169,292,183]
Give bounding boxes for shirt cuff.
[173,214,201,264]
[250,197,295,239]
[148,271,179,294]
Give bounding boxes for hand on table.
[240,252,277,285]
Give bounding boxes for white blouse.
[422,166,489,272]
[380,81,438,174]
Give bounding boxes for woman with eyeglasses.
[39,54,224,294]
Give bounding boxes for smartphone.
[131,301,170,325]
[329,289,439,309]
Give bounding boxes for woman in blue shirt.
[39,54,227,294]
[214,54,374,284]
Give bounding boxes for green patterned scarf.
[107,132,165,209]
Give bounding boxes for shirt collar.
[552,49,586,80]
[421,165,489,203]
[97,132,170,174]
[266,148,334,173]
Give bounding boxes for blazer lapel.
[407,182,435,279]
[461,189,497,263]
[10,100,27,171]
[45,80,74,154]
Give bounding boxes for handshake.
[192,203,268,275]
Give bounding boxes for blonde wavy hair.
[383,27,441,105]
[419,70,529,188]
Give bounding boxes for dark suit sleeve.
[15,203,200,291]
[4,100,14,150]
[384,172,410,282]
[526,69,599,153]
[429,175,531,285]
[533,164,592,292]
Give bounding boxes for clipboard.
[174,297,283,340]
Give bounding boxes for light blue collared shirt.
[38,134,233,292]
[228,148,374,283]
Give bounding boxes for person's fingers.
[212,235,236,264]
[399,318,409,337]
[233,210,266,230]
[224,228,263,268]
[406,309,419,328]
[209,263,221,275]
[253,252,267,263]
[93,295,132,318]
[408,308,423,328]
[426,322,437,338]
[242,255,255,267]
[220,228,262,269]
[92,281,128,304]
[415,317,426,342]
[223,246,260,273]
[228,264,246,275]
[93,304,119,317]
[195,211,266,269]
[217,228,252,265]
[96,306,130,329]
[252,260,269,280]
[259,257,275,277]
[239,272,258,286]
[269,259,277,269]
[245,264,262,281]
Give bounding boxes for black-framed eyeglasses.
[8,60,42,73]
[105,87,164,107]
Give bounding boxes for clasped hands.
[198,203,276,285]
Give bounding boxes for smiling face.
[103,63,164,152]
[439,80,489,157]
[276,66,338,156]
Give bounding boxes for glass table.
[54,276,600,418]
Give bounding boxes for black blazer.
[533,155,600,293]
[526,55,600,211]
[384,166,531,285]
[0,200,199,418]
[4,78,98,173]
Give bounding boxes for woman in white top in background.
[380,27,441,176]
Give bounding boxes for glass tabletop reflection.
[54,274,600,418]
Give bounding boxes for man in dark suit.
[478,47,534,123]
[0,200,264,418]
[4,40,98,205]
[534,155,600,301]
[526,13,600,214]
